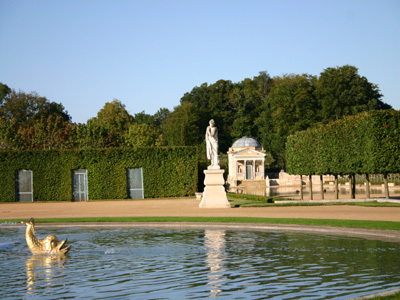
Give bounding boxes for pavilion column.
[262,159,265,179]
[236,160,240,182]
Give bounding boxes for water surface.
[1,226,399,299]
[229,185,400,199]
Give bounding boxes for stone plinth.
[199,168,230,208]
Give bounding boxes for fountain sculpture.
[21,218,71,254]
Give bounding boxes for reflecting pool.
[1,226,400,299]
[229,185,400,199]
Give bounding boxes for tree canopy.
[0,65,392,168]
[316,65,389,123]
[0,83,11,105]
[0,87,72,149]
[0,89,70,126]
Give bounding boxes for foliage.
[89,99,133,132]
[180,74,270,153]
[86,99,134,147]
[0,87,73,150]
[285,125,321,176]
[15,116,76,150]
[256,74,318,167]
[152,108,170,128]
[286,110,400,176]
[0,65,392,169]
[0,89,70,126]
[124,123,161,147]
[315,65,390,123]
[0,83,11,105]
[162,102,202,146]
[176,66,389,168]
[0,147,198,202]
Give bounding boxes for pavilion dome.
[231,136,261,148]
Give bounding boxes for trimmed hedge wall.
[286,110,400,176]
[0,147,198,202]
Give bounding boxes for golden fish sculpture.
[21,218,71,255]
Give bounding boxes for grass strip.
[228,198,400,208]
[369,291,400,300]
[226,192,400,207]
[2,217,400,231]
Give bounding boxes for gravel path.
[1,198,400,221]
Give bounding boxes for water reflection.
[204,230,227,297]
[229,185,400,199]
[1,227,399,299]
[25,255,67,294]
[229,186,300,197]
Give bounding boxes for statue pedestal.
[199,168,230,208]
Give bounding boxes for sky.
[0,0,399,124]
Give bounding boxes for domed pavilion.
[227,136,266,187]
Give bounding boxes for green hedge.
[286,110,400,176]
[0,147,198,202]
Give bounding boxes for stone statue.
[206,119,219,168]
[200,119,230,208]
[21,218,71,255]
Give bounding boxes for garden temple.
[227,136,267,187]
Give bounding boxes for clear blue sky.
[1,0,399,123]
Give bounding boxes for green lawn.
[4,216,400,231]
[370,291,400,300]
[227,193,400,208]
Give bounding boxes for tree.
[89,99,133,133]
[180,82,210,109]
[0,88,72,149]
[315,65,390,123]
[71,123,92,149]
[124,123,161,147]
[254,71,273,101]
[256,74,318,168]
[229,78,264,141]
[162,102,202,146]
[15,115,75,150]
[175,67,391,168]
[0,90,71,127]
[87,99,134,147]
[85,119,120,148]
[0,83,11,105]
[153,107,170,128]
[286,110,400,199]
[133,111,156,125]
[0,116,20,149]
[180,80,236,151]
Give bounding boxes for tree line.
[0,65,392,168]
[286,110,400,199]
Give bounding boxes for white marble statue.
[206,119,219,168]
[201,119,230,208]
